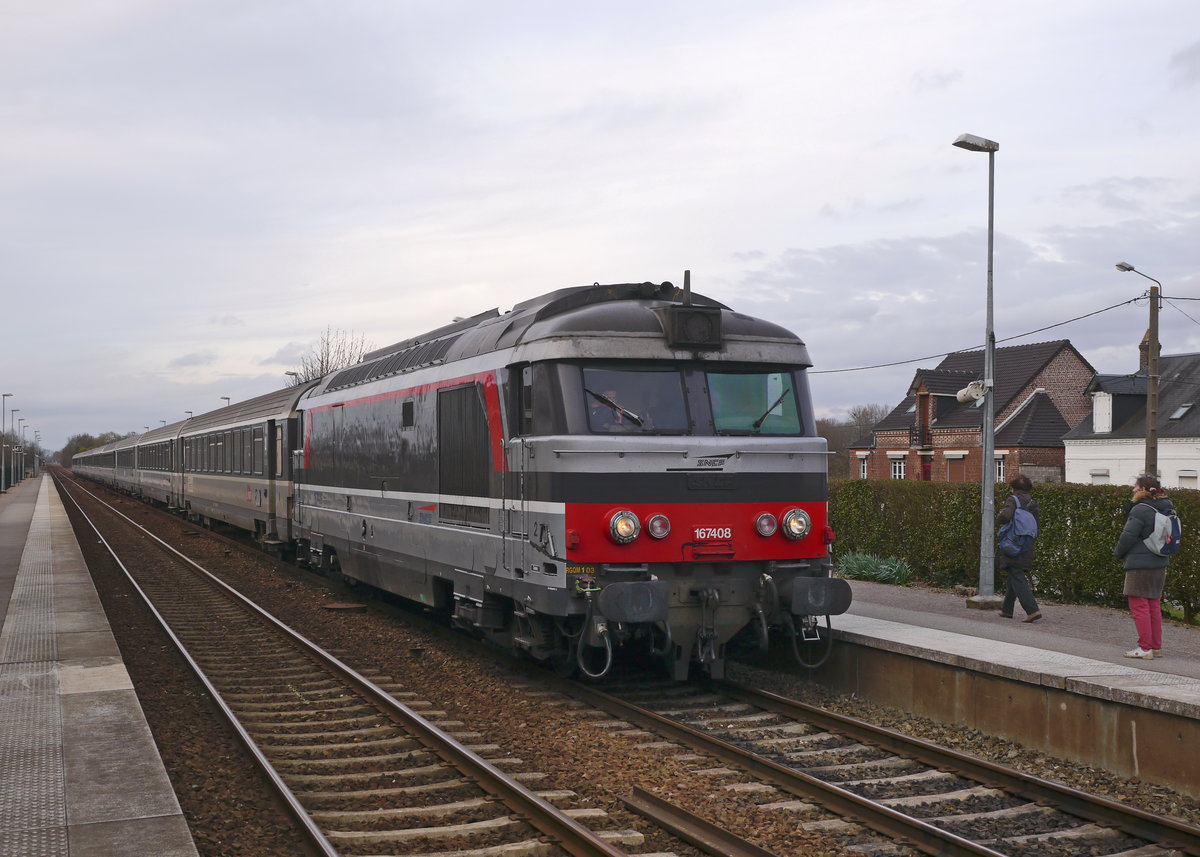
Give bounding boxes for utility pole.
[1116,262,1162,476]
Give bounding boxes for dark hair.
[1135,474,1163,494]
[1009,474,1032,492]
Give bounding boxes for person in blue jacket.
[997,473,1041,622]
[1114,474,1174,659]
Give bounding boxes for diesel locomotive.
[72,280,851,679]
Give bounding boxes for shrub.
[836,552,914,585]
[829,479,1199,623]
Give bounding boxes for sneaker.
[1123,647,1154,659]
[1152,650,1163,658]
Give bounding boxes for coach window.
[402,400,415,429]
[252,427,264,474]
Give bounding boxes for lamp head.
[1115,262,1135,272]
[953,133,999,152]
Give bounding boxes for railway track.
[54,473,647,857]
[57,470,1200,857]
[567,678,1200,857]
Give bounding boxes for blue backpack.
[998,495,1038,558]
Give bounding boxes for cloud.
[912,69,963,93]
[260,342,310,367]
[168,351,218,369]
[1169,39,1200,87]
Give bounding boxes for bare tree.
[288,326,375,385]
[818,403,892,479]
[846,403,893,440]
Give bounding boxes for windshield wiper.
[751,388,791,431]
[585,387,644,426]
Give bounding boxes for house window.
[1090,469,1110,485]
[1179,470,1198,489]
[1170,404,1193,420]
[994,456,1005,483]
[859,457,868,479]
[891,458,906,480]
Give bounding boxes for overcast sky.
[5,1,1200,453]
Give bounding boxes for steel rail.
[621,787,781,857]
[562,680,1008,857]
[716,680,1200,856]
[56,473,630,857]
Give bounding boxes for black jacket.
[1115,496,1175,570]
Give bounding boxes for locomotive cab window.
[582,366,688,434]
[708,370,802,435]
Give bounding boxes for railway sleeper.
[265,735,427,758]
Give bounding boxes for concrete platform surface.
[0,475,198,856]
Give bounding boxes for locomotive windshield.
[573,364,807,436]
[582,367,689,433]
[708,370,802,435]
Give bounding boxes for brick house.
[850,340,1095,483]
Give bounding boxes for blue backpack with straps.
[998,495,1038,558]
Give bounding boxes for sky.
[4,0,1200,454]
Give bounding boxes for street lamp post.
[10,411,19,487]
[954,132,1002,606]
[1,393,10,492]
[16,419,24,483]
[1116,262,1162,477]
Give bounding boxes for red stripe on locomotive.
[565,501,829,563]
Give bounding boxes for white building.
[1064,352,1200,489]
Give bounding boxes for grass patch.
[836,552,914,585]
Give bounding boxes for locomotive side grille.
[327,336,460,391]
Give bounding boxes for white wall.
[1065,437,1200,488]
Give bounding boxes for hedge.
[829,479,1199,623]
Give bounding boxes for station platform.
[0,474,198,856]
[842,578,1200,710]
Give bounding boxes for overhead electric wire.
[811,296,1141,375]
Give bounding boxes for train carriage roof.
[179,379,321,436]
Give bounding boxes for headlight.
[647,514,671,539]
[782,508,811,540]
[609,510,641,544]
[755,513,778,537]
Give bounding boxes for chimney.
[1139,329,1151,372]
